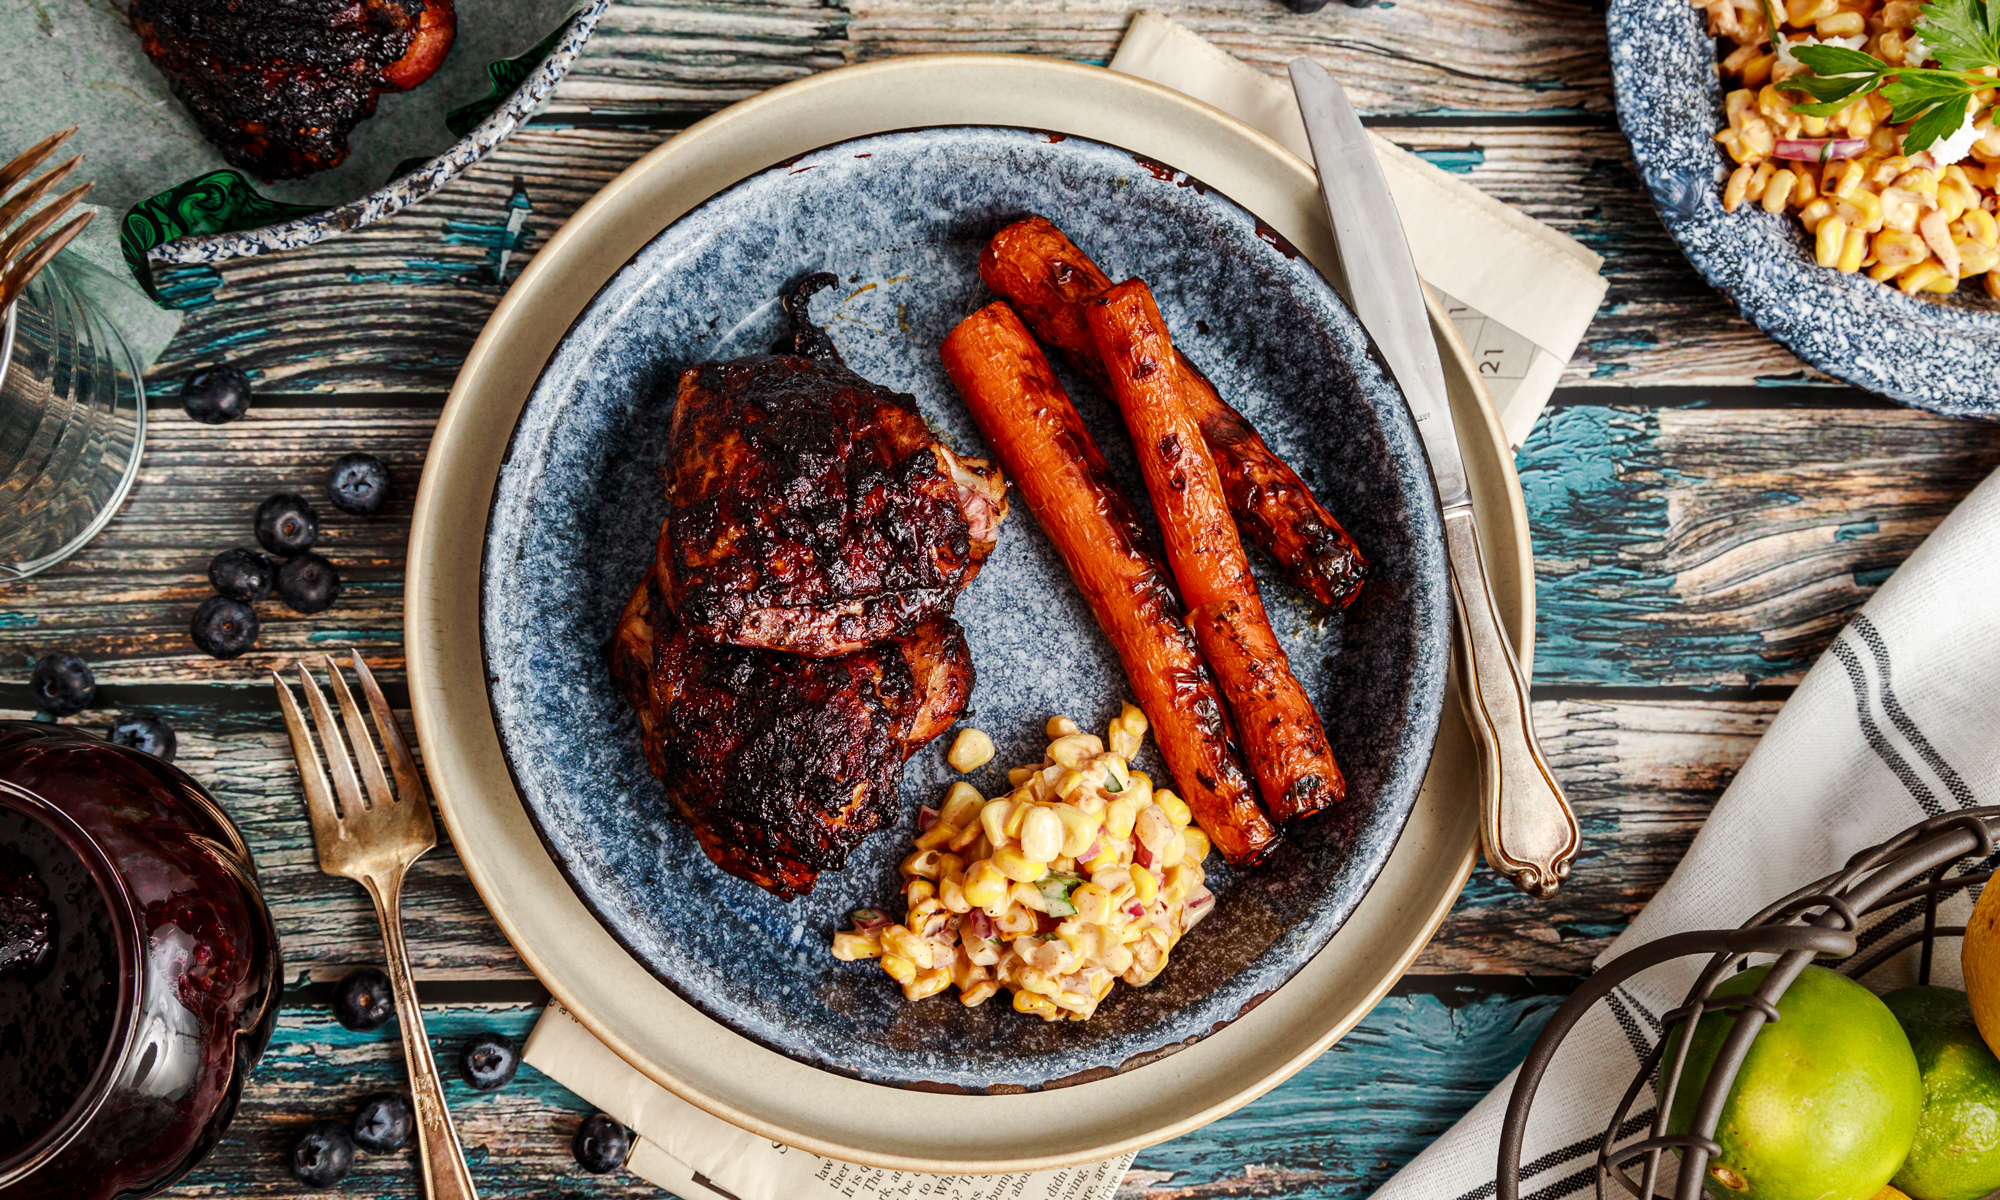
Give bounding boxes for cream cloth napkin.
[1110,12,1607,451]
[521,17,1614,1197]
[522,1004,1134,1200]
[1373,466,2000,1199]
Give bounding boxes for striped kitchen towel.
[1374,465,2000,1198]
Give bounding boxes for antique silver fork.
[274,651,479,1200]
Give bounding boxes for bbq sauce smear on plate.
[0,809,119,1158]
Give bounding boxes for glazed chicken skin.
[609,568,973,899]
[662,306,1006,658]
[131,0,458,179]
[609,274,1007,898]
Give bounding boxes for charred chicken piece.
[609,575,973,899]
[130,0,458,180]
[661,342,1006,658]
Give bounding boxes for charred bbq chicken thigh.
[609,275,1008,898]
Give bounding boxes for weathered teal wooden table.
[6,2,1999,1195]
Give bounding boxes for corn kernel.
[1157,830,1187,869]
[1155,790,1192,828]
[1054,768,1088,800]
[1018,805,1064,863]
[960,978,1001,1007]
[1838,226,1869,272]
[1072,881,1113,924]
[831,931,882,960]
[1817,216,1848,268]
[1046,733,1103,768]
[882,924,927,964]
[1105,795,1143,841]
[1013,989,1060,1019]
[939,782,984,829]
[1131,865,1159,904]
[1007,765,1038,787]
[1724,163,1754,212]
[963,860,1007,907]
[1815,9,1863,34]
[1899,260,1950,293]
[993,846,1048,883]
[881,954,917,986]
[939,875,971,914]
[1085,843,1121,873]
[904,967,952,1001]
[905,878,937,908]
[1182,827,1211,863]
[1761,169,1797,213]
[1798,196,1836,229]
[1959,208,1998,246]
[1052,803,1102,858]
[913,821,958,851]
[1003,801,1030,839]
[948,822,985,854]
[947,728,994,772]
[1045,715,1080,738]
[1836,188,1882,232]
[901,848,945,880]
[978,798,1014,847]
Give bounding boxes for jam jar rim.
[0,779,148,1189]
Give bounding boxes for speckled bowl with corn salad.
[831,704,1215,1022]
[1696,0,2000,296]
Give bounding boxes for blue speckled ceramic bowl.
[1609,0,2000,414]
[481,126,1449,1091]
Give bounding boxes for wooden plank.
[1525,406,2000,688]
[0,695,1767,981]
[837,0,1609,117]
[145,124,1823,397]
[6,403,1993,689]
[554,0,850,111]
[165,987,1566,1198]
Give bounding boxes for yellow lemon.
[1961,878,2000,1058]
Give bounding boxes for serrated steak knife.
[1289,57,1580,898]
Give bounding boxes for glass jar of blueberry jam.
[0,721,280,1199]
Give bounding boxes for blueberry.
[350,1091,414,1154]
[277,553,341,615]
[326,453,392,516]
[289,1119,355,1188]
[208,547,275,603]
[181,364,252,425]
[1285,0,1333,9]
[459,1031,520,1091]
[109,713,177,762]
[572,1112,630,1174]
[331,967,395,1031]
[255,493,319,557]
[190,597,259,660]
[28,652,95,716]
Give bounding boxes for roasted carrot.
[939,301,1280,864]
[1087,280,1343,824]
[981,216,1368,608]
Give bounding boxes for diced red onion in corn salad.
[828,702,1216,1021]
[1773,137,1869,163]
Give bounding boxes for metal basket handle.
[1496,923,1857,1200]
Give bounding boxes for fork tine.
[272,669,347,856]
[298,661,365,822]
[0,180,90,269]
[0,128,76,198]
[322,654,394,811]
[0,159,80,238]
[347,650,429,811]
[0,211,91,313]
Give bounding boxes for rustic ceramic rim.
[407,54,1534,1173]
[146,0,608,265]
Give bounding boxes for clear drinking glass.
[0,263,147,581]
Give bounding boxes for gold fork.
[0,127,95,313]
[274,651,479,1200]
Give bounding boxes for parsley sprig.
[1775,0,2000,153]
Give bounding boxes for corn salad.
[1694,0,2000,296]
[829,704,1217,1021]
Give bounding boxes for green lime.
[1882,986,2000,1200]
[1663,964,1922,1200]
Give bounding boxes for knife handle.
[1442,504,1580,898]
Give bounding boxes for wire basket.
[1498,808,2000,1200]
